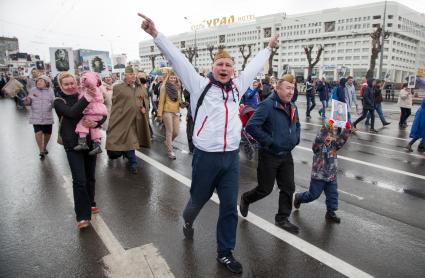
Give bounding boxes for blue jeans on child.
[298,179,338,211]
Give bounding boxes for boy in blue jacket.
[293,119,351,223]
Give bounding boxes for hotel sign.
[191,15,256,30]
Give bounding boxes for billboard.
[49,47,74,76]
[75,49,111,75]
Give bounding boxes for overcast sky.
[0,0,423,62]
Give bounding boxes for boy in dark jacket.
[239,74,301,234]
[293,119,351,223]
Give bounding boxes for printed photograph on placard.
[49,47,74,76]
[330,99,348,127]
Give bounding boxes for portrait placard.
[330,99,348,127]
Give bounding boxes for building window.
[388,15,393,19]
[373,15,381,20]
[372,23,380,28]
[387,23,392,27]
[264,27,272,38]
[324,21,336,32]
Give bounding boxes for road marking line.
[295,145,425,181]
[62,175,174,278]
[301,121,409,142]
[135,151,374,278]
[338,189,364,200]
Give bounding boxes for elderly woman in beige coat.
[106,66,151,174]
[397,83,413,128]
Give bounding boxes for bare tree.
[207,45,215,62]
[148,54,158,70]
[268,46,279,76]
[366,27,390,79]
[239,44,254,70]
[182,47,197,64]
[303,44,324,78]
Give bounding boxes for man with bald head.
[240,74,301,234]
[139,13,278,274]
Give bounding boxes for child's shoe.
[325,211,341,223]
[89,141,102,156]
[74,137,89,151]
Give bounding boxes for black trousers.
[399,107,411,126]
[354,108,375,129]
[66,150,97,221]
[243,150,295,221]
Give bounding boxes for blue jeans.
[123,150,138,168]
[319,100,326,117]
[298,179,338,211]
[366,103,387,124]
[306,95,316,116]
[183,148,239,257]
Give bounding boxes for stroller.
[239,104,256,160]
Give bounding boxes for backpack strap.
[193,82,212,126]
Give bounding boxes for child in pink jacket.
[74,72,108,155]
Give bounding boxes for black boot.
[239,194,249,217]
[325,211,341,223]
[89,141,102,156]
[74,137,89,151]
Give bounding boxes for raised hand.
[268,35,279,49]
[138,13,158,38]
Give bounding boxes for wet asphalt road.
[0,97,424,278]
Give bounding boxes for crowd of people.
[0,12,424,275]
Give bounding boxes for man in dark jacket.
[353,79,377,133]
[305,76,315,118]
[239,74,301,234]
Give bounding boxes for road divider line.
[135,151,374,278]
[62,175,174,278]
[295,145,425,181]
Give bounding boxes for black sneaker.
[293,193,301,210]
[217,253,243,274]
[183,222,194,239]
[239,195,249,217]
[369,128,378,133]
[325,211,341,223]
[275,218,299,234]
[383,122,391,126]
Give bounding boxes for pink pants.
[75,114,103,142]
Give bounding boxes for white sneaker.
[168,151,176,160]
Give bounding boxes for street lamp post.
[378,0,387,80]
[184,16,197,67]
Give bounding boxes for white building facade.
[139,1,425,83]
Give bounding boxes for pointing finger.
[137,13,152,22]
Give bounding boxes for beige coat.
[397,88,413,109]
[106,81,151,151]
[100,83,113,130]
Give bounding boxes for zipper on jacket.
[196,116,208,136]
[223,91,229,151]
